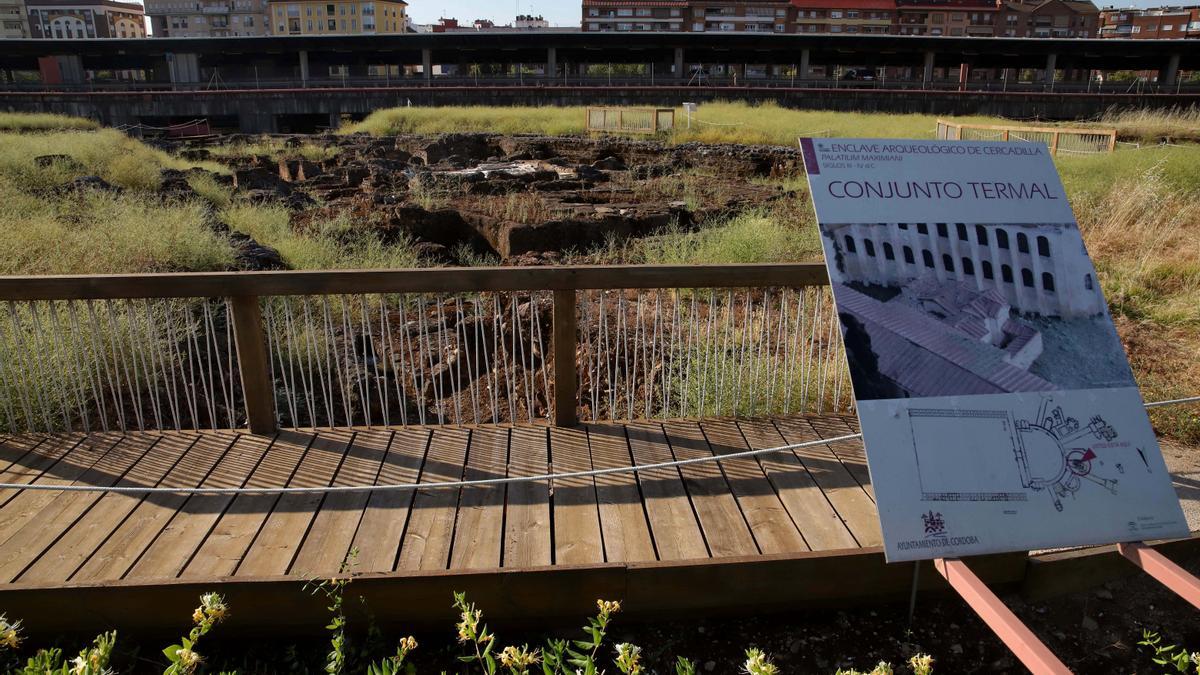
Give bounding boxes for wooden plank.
[290,429,393,576]
[625,422,708,561]
[660,421,759,558]
[693,420,811,555]
[0,264,830,301]
[547,426,603,565]
[505,427,552,568]
[806,415,873,501]
[585,423,655,563]
[0,434,86,510]
[350,428,430,574]
[762,418,881,548]
[707,419,855,552]
[133,432,302,580]
[449,427,508,571]
[71,432,264,583]
[552,289,578,427]
[17,433,233,584]
[229,295,276,435]
[0,433,159,582]
[0,435,48,475]
[235,430,353,577]
[396,427,469,571]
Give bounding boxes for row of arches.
[893,223,1052,258]
[844,235,1057,292]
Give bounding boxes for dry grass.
[0,112,100,132]
[1098,106,1200,143]
[209,138,341,163]
[1074,161,1200,442]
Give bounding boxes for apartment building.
[268,0,407,34]
[1,0,29,37]
[1099,4,1200,38]
[582,1,689,31]
[792,0,894,33]
[144,0,270,36]
[581,0,790,31]
[688,1,792,31]
[995,0,1098,37]
[895,0,998,35]
[26,0,144,37]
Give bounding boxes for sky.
[406,0,577,26]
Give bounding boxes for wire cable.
[0,396,1195,496]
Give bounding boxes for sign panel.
[800,138,1188,561]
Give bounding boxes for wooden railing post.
[552,289,578,428]
[230,295,277,435]
[1050,131,1060,156]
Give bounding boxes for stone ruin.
[170,131,807,268]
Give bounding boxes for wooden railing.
[0,264,839,435]
[936,119,1118,156]
[586,107,676,135]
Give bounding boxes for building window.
[997,229,1009,249]
[956,223,968,240]
[898,223,908,230]
[903,246,915,264]
[883,243,895,261]
[864,239,876,257]
[975,225,988,245]
[844,235,856,254]
[1037,235,1050,257]
[1022,268,1034,287]
[942,254,954,272]
[1017,232,1030,254]
[1002,264,1013,283]
[327,17,335,28]
[982,260,994,279]
[961,258,974,275]
[936,223,948,238]
[917,223,928,235]
[923,250,935,268]
[1042,272,1055,292]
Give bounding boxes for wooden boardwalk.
[0,413,1036,633]
[0,415,878,583]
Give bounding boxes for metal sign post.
[1119,541,1200,609]
[934,558,1072,675]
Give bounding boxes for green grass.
[640,209,821,266]
[343,105,583,137]
[221,203,423,270]
[0,128,227,192]
[0,112,100,132]
[0,175,235,275]
[343,101,1008,144]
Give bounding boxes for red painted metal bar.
[934,558,1072,675]
[1118,541,1200,610]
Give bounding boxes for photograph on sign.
[800,138,1188,562]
